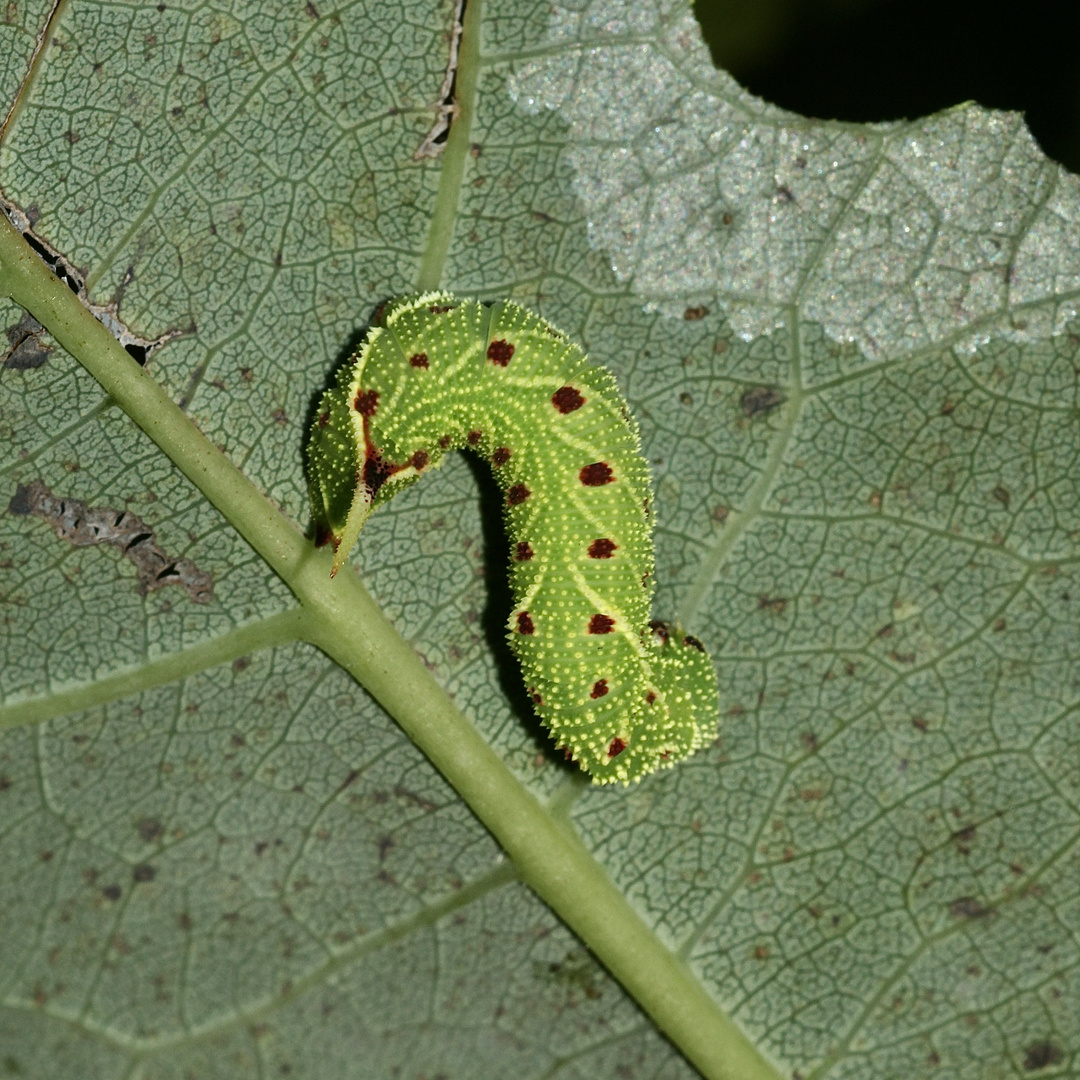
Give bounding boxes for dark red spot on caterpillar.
[492,446,511,466]
[516,611,534,634]
[588,614,615,634]
[649,620,670,644]
[429,304,455,314]
[643,498,650,517]
[591,679,609,699]
[507,484,530,506]
[411,450,429,470]
[487,339,514,366]
[531,691,543,705]
[514,541,534,561]
[552,385,585,414]
[363,455,394,495]
[607,738,627,758]
[317,411,330,427]
[588,538,617,559]
[683,634,705,652]
[467,430,482,445]
[439,435,452,449]
[354,389,379,416]
[646,691,657,704]
[580,462,614,486]
[409,352,429,369]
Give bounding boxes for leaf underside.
[1,2,1078,1079]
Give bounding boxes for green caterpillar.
[307,292,718,784]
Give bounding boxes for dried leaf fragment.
[8,480,213,603]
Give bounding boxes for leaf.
[1,1,1078,1078]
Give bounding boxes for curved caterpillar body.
[307,292,717,784]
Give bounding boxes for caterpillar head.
[307,383,375,576]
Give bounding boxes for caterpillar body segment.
[307,292,718,784]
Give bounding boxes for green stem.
[0,224,778,1080]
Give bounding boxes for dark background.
[694,0,1080,173]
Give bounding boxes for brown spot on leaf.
[949,896,994,920]
[137,817,164,842]
[3,312,51,369]
[741,385,785,417]
[951,824,976,855]
[1023,1042,1063,1071]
